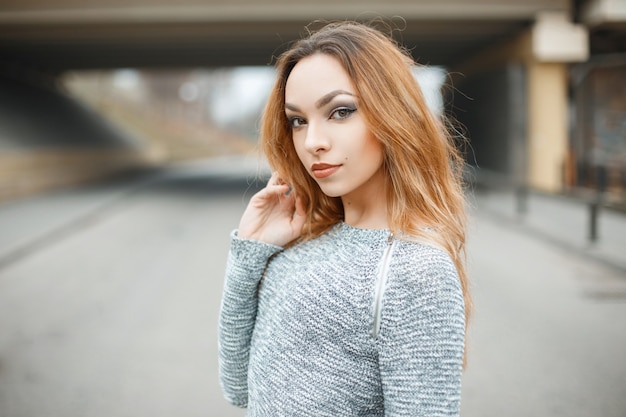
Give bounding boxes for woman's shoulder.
[390,238,460,291]
[394,236,454,265]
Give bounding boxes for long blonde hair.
[260,21,471,331]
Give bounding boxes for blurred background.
[0,1,625,416]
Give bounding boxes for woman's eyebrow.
[315,90,353,108]
[285,90,354,112]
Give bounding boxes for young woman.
[219,21,470,416]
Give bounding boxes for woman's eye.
[289,117,306,129]
[289,117,306,128]
[330,107,356,120]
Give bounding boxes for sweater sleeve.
[377,245,466,417]
[218,230,283,408]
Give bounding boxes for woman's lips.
[311,163,341,179]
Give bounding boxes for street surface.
[0,158,625,417]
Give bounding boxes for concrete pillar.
[526,62,568,191]
[527,12,588,191]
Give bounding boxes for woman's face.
[285,53,385,201]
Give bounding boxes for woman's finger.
[286,194,306,239]
[266,172,286,186]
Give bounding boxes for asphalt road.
[0,161,625,417]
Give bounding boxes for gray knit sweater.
[219,222,465,416]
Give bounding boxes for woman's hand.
[237,172,306,247]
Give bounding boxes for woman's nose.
[303,123,330,154]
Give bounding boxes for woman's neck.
[341,193,389,230]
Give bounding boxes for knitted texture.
[218,222,465,416]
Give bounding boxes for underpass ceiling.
[0,19,532,71]
[0,1,569,71]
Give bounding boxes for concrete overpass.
[0,0,572,70]
[0,0,624,201]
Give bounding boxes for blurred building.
[452,2,625,206]
[0,0,624,203]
